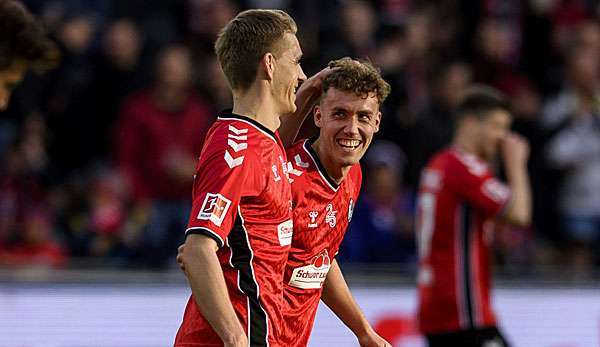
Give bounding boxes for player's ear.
[262,52,275,81]
[314,105,323,128]
[373,111,382,132]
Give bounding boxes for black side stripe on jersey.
[228,209,269,347]
[185,227,224,248]
[460,204,476,329]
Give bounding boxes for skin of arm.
[500,133,532,227]
[279,67,332,147]
[181,234,248,347]
[321,260,391,347]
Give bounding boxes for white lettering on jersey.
[198,193,231,227]
[325,203,337,228]
[224,150,244,168]
[288,249,331,289]
[308,211,318,228]
[294,154,310,168]
[277,219,293,246]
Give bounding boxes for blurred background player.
[416,86,531,347]
[175,8,344,347]
[0,0,56,111]
[280,57,391,347]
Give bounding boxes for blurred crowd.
[2,0,600,275]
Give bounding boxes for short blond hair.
[323,57,391,104]
[215,9,297,91]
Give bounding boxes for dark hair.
[0,0,58,71]
[323,57,391,104]
[456,84,511,120]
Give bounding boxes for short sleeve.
[446,155,511,218]
[185,127,261,247]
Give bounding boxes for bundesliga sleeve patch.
[197,193,232,227]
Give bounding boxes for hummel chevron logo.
[224,150,244,168]
[287,162,303,177]
[228,139,247,152]
[295,154,309,168]
[228,133,248,141]
[228,125,248,135]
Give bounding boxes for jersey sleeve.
[185,126,262,247]
[446,156,511,218]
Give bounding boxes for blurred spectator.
[43,14,97,175]
[115,44,213,267]
[404,61,472,188]
[91,18,149,161]
[542,44,600,275]
[340,141,415,264]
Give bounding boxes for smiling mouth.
[336,139,362,150]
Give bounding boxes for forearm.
[183,236,246,344]
[504,163,532,226]
[321,260,372,338]
[279,82,321,147]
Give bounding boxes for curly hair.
[323,57,391,104]
[0,0,58,71]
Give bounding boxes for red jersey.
[416,148,511,334]
[279,138,362,347]
[174,112,293,347]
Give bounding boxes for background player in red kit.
[0,0,57,111]
[281,58,391,347]
[416,86,531,347]
[174,9,307,347]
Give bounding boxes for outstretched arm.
[321,260,392,347]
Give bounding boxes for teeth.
[337,139,361,148]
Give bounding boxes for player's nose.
[343,116,359,135]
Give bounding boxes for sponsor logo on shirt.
[277,219,293,246]
[197,193,231,226]
[288,249,331,289]
[325,203,337,228]
[308,211,318,228]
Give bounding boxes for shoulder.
[447,149,489,177]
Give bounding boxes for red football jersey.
[174,112,293,347]
[279,138,362,347]
[416,148,511,334]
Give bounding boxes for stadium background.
[1,0,599,346]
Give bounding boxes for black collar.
[217,110,277,142]
[303,137,340,190]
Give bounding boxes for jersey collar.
[217,110,278,143]
[303,137,340,192]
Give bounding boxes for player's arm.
[499,133,531,227]
[279,67,333,147]
[321,260,391,347]
[181,234,247,346]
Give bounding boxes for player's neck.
[312,138,350,185]
[452,135,482,159]
[232,85,281,132]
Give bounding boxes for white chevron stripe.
[228,124,248,135]
[224,150,244,168]
[286,162,303,177]
[294,154,309,168]
[228,133,248,141]
[228,139,247,152]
